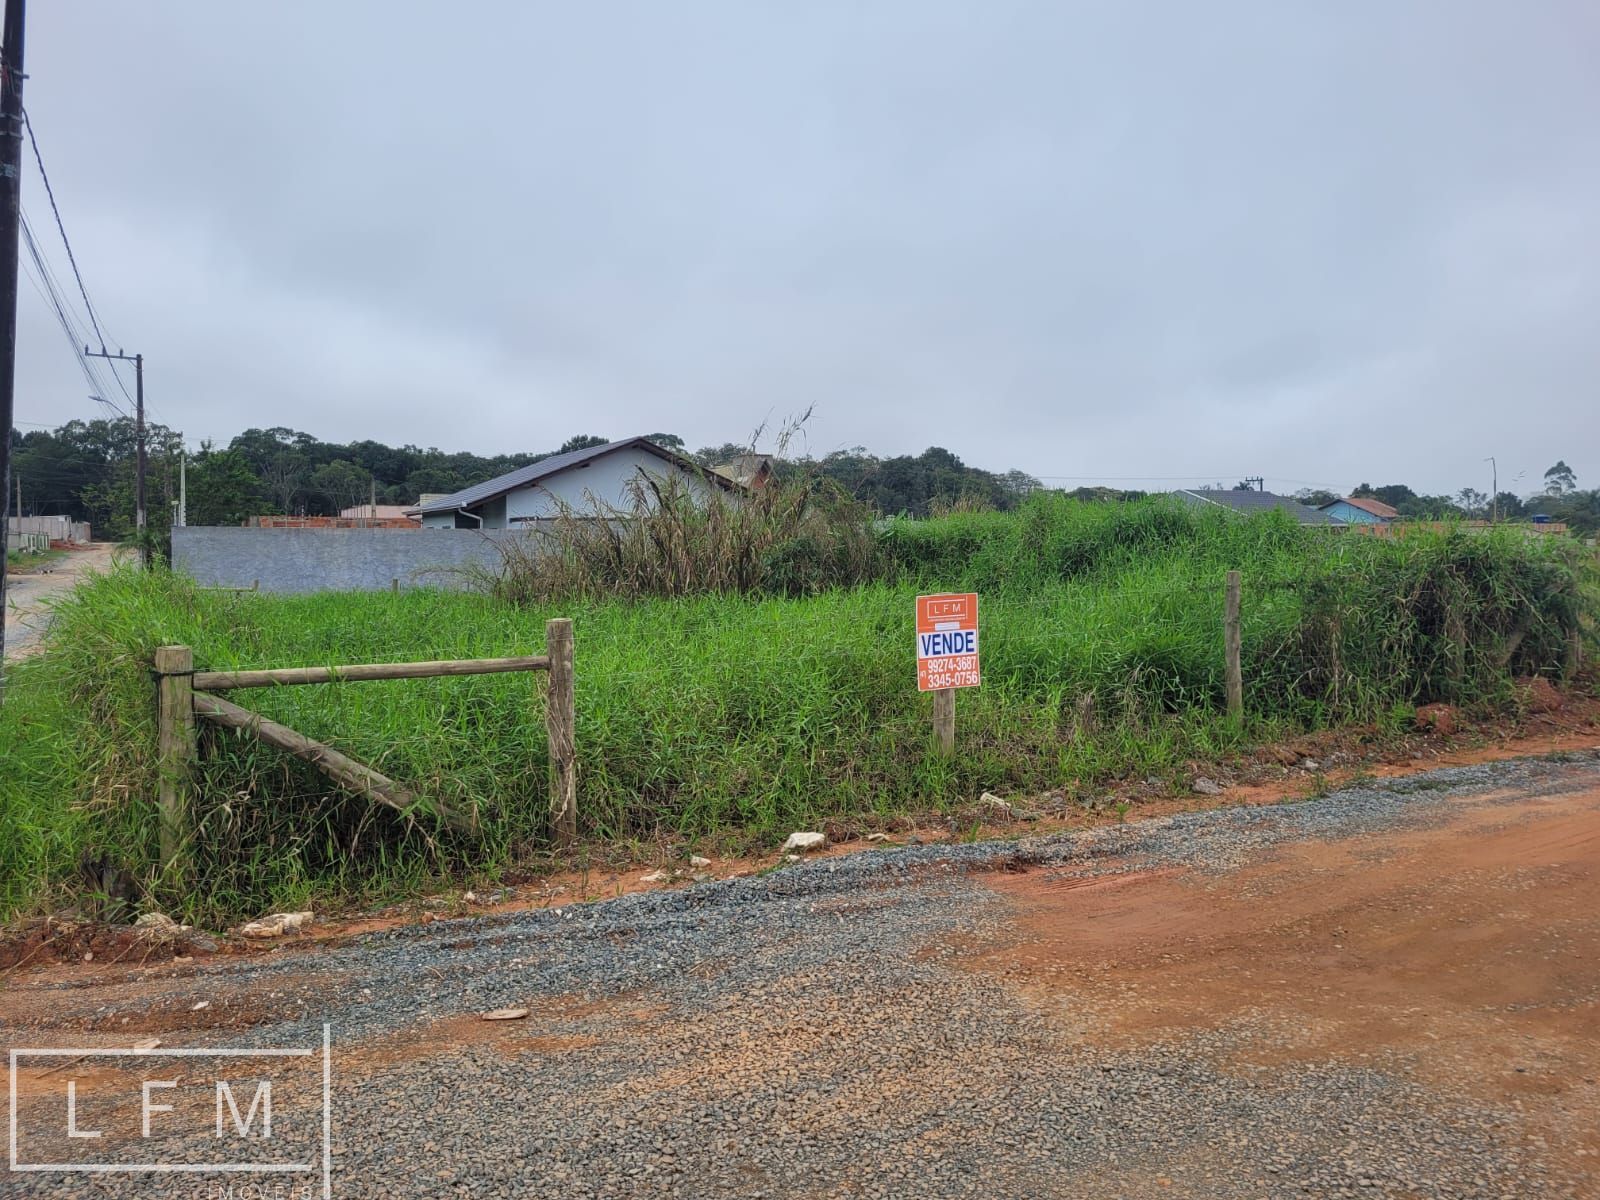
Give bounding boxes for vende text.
[916,630,978,658]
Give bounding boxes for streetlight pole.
[1484,456,1497,524]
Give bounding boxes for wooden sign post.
[916,593,981,756]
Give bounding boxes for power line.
[14,104,138,415]
[19,107,109,353]
[18,210,125,415]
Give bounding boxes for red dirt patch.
[960,775,1600,1170]
[1414,702,1459,735]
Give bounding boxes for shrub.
[491,472,883,603]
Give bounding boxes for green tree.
[1544,460,1577,495]
[1397,494,1464,519]
[1294,488,1339,508]
[186,445,264,526]
[558,434,610,454]
[1455,487,1488,518]
[694,441,758,468]
[260,450,309,513]
[1490,491,1525,521]
[999,469,1044,500]
[1353,482,1418,511]
[308,459,373,516]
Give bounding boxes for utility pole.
[87,347,147,565]
[177,450,186,528]
[1484,456,1498,523]
[0,0,26,693]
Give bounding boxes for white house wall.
[503,446,719,522]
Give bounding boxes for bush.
[492,472,882,603]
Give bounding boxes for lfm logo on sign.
[9,1026,333,1197]
[915,592,980,691]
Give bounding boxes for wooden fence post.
[545,618,577,847]
[153,645,196,877]
[932,687,955,756]
[1224,570,1243,720]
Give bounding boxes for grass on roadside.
[0,496,1590,925]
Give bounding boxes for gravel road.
[3,542,118,657]
[7,751,1600,1199]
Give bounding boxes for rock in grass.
[689,856,711,868]
[238,911,314,939]
[134,912,183,936]
[1192,777,1224,796]
[781,831,828,854]
[639,870,670,884]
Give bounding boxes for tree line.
[9,422,1046,536]
[9,418,1595,537]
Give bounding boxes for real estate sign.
[916,592,980,692]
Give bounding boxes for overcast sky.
[14,1,1598,496]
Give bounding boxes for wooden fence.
[151,618,576,876]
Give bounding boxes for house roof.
[713,453,774,487]
[1171,488,1345,525]
[408,436,741,516]
[1325,495,1400,520]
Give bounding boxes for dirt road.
[5,752,1599,1198]
[3,542,119,658]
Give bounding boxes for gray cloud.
[15,0,1598,496]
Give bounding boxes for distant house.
[1170,488,1344,526]
[338,505,421,523]
[713,453,774,489]
[1318,496,1399,525]
[407,436,741,529]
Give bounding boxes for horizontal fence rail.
[152,618,576,877]
[192,655,552,691]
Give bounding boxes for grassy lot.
[5,547,65,572]
[0,497,1589,923]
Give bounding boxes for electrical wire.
[18,212,126,416]
[20,108,112,355]
[15,106,141,416]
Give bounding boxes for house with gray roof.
[1170,488,1345,526]
[407,437,741,529]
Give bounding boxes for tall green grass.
[0,496,1588,924]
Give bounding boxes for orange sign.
[916,592,980,692]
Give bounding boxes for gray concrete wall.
[171,526,554,593]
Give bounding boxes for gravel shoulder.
[6,750,1600,1198]
[3,542,119,658]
